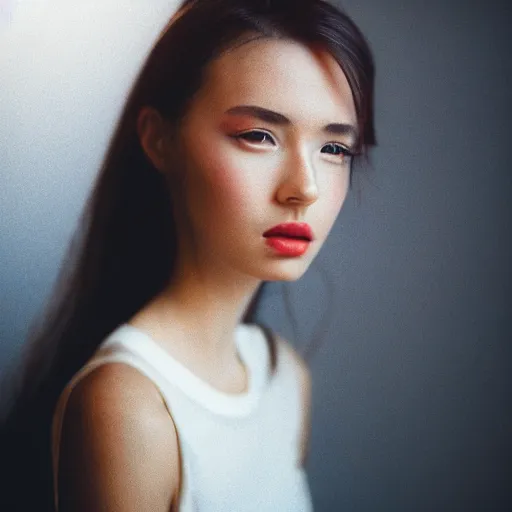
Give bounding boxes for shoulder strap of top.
[253,322,278,374]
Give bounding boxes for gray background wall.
[1,1,510,511]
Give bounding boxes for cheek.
[186,138,260,222]
[333,174,350,209]
[317,171,350,231]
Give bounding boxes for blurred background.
[1,0,510,510]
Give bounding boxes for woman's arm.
[56,363,180,512]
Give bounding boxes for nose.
[276,148,319,208]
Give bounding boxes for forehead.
[191,36,356,127]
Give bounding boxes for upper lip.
[263,222,314,241]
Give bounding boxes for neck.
[140,252,262,369]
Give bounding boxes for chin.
[257,259,313,282]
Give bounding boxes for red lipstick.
[263,222,314,257]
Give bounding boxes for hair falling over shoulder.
[0,1,375,509]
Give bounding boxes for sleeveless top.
[51,322,313,511]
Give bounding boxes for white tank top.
[51,322,313,511]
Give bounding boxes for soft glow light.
[0,0,180,333]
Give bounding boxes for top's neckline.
[102,323,266,417]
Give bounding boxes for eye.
[234,130,276,146]
[322,142,354,163]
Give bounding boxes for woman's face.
[170,36,357,282]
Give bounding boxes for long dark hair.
[0,0,375,509]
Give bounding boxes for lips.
[263,222,314,241]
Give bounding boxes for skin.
[133,35,357,382]
[57,35,357,511]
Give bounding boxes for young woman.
[1,0,375,510]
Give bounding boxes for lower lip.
[264,236,311,256]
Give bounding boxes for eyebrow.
[224,104,358,142]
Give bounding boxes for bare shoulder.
[57,362,180,512]
[274,332,311,392]
[273,333,312,466]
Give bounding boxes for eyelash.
[233,130,354,161]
